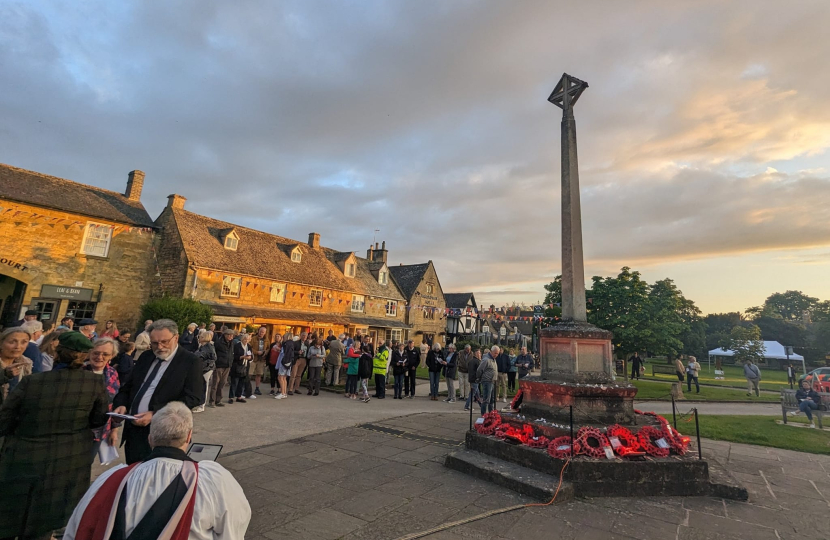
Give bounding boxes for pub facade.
[0,164,156,329]
[154,196,411,343]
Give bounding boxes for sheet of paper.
[107,412,138,421]
[98,440,119,465]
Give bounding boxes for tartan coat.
[0,368,109,536]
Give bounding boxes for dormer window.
[346,263,356,277]
[379,270,388,285]
[223,230,239,251]
[291,247,302,263]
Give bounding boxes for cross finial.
[548,73,588,112]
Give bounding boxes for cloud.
[1,0,829,311]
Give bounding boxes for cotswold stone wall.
[0,200,155,331]
[406,263,448,347]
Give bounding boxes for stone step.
[445,449,574,503]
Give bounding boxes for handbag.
[279,349,291,368]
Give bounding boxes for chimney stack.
[371,240,388,263]
[308,232,320,249]
[167,194,186,210]
[367,245,374,261]
[125,170,145,201]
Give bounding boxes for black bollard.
[469,392,474,431]
[694,407,702,460]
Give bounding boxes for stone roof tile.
[172,208,404,300]
[0,163,155,227]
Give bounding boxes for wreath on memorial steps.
[606,424,640,456]
[475,411,502,436]
[637,426,670,458]
[657,418,689,456]
[547,436,573,459]
[525,435,550,449]
[474,409,689,459]
[574,426,609,459]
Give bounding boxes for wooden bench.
[651,364,678,377]
[781,389,829,428]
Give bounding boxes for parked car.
[798,367,830,392]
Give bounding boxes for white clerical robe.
[63,458,251,540]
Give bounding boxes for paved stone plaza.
[204,396,830,540]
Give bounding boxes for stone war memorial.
[446,74,748,502]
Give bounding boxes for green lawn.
[696,415,830,455]
[631,379,779,402]
[642,359,792,392]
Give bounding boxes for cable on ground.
[391,459,571,540]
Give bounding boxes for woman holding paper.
[0,330,108,539]
[85,337,121,460]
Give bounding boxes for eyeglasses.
[90,351,113,358]
[151,338,176,348]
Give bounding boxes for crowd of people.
[0,314,534,539]
[0,316,249,539]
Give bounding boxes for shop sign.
[40,284,94,301]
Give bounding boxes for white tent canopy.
[708,341,805,373]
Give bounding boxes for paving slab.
[185,409,828,540]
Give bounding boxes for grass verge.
[695,415,830,455]
[631,379,779,402]
[642,359,791,392]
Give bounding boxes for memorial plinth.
[519,320,638,424]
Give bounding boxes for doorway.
[0,274,27,328]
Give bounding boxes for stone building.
[0,164,156,330]
[389,261,447,347]
[153,197,410,342]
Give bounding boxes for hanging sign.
[40,284,94,301]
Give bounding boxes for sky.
[2,0,829,315]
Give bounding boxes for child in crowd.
[358,344,374,403]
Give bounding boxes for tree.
[760,290,818,321]
[704,312,743,351]
[677,296,707,357]
[140,297,214,334]
[728,325,764,365]
[641,278,686,358]
[754,316,807,348]
[587,267,651,356]
[543,275,562,307]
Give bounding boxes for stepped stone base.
[445,450,574,502]
[446,431,747,500]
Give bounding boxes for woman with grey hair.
[86,337,121,459]
[0,327,32,405]
[180,322,199,353]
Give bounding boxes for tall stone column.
[560,107,587,322]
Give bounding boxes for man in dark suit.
[112,319,203,464]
